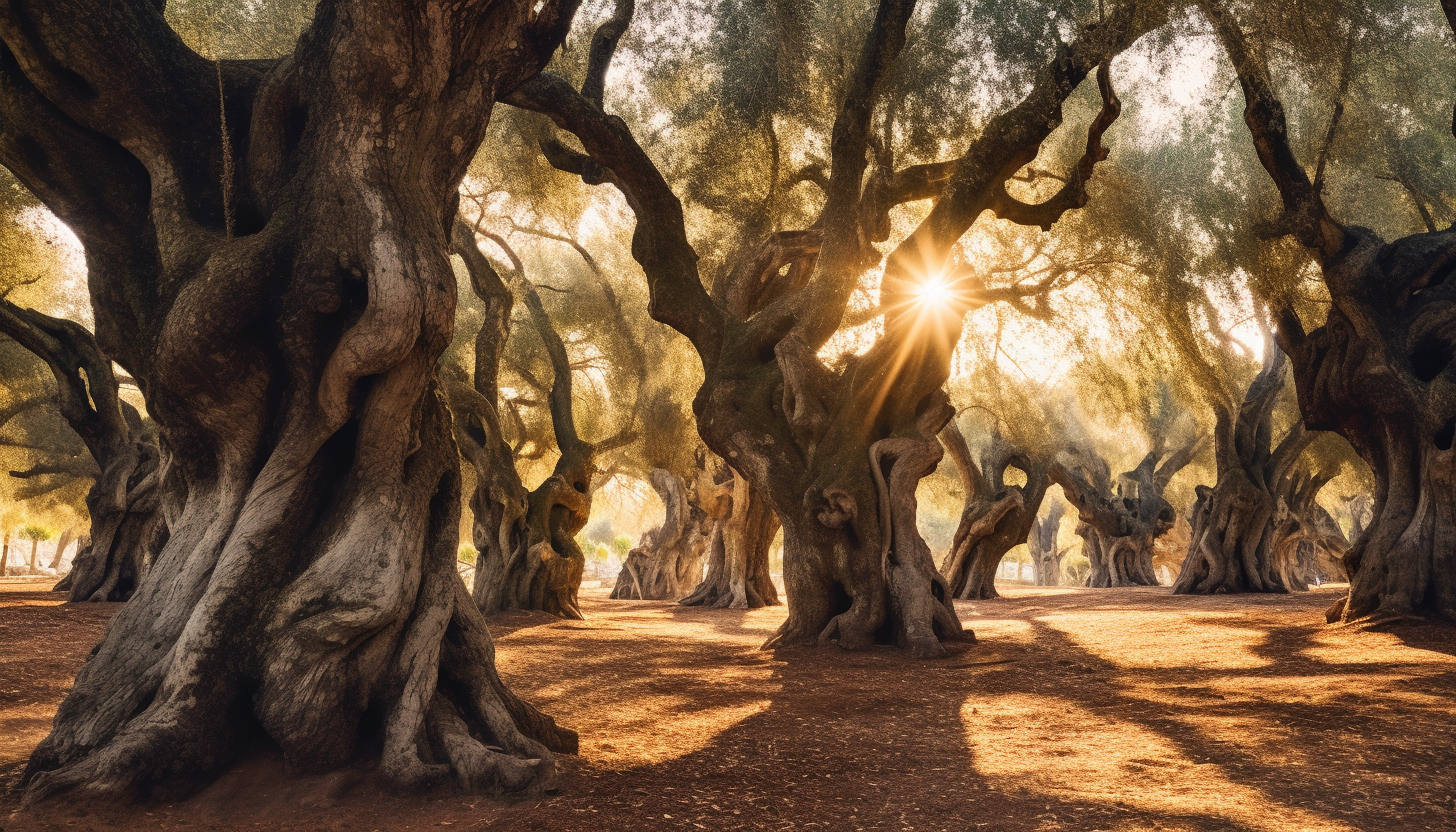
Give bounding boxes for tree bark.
[612,467,710,600]
[937,419,1051,600]
[1174,344,1345,594]
[679,467,782,609]
[1028,500,1066,586]
[515,0,1164,656]
[6,0,580,803]
[1203,0,1455,621]
[1053,436,1200,588]
[0,300,167,601]
[450,222,596,620]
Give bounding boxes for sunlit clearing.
[962,695,1353,832]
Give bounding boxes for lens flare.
[915,273,953,306]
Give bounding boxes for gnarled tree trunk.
[612,467,711,600]
[937,419,1051,600]
[451,222,597,620]
[1175,344,1346,594]
[1053,436,1200,588]
[1204,0,1456,622]
[5,0,580,804]
[0,301,168,601]
[1029,500,1066,586]
[680,467,781,609]
[515,0,1164,656]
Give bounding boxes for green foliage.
[19,524,52,543]
[611,535,633,561]
[581,517,615,548]
[1062,553,1091,586]
[164,0,314,59]
[457,544,478,566]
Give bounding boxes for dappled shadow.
[955,587,1456,831]
[6,584,1453,831]
[472,586,1453,831]
[1379,618,1456,659]
[495,614,1274,832]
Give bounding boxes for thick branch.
[1197,0,1347,261]
[988,61,1121,231]
[0,299,128,464]
[874,0,1164,334]
[506,73,724,360]
[581,0,634,108]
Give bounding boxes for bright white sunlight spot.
[2,1,1452,831]
[915,273,954,307]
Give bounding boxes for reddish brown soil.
[3,578,1454,831]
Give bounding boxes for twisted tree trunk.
[451,223,596,620]
[1028,500,1066,586]
[1204,0,1456,622]
[1177,346,1297,594]
[612,467,711,600]
[1053,437,1200,588]
[516,0,1163,656]
[1174,345,1345,595]
[5,0,579,804]
[679,467,781,609]
[937,419,1050,600]
[0,301,167,601]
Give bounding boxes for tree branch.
[1197,0,1347,261]
[988,60,1122,231]
[877,0,1165,328]
[506,73,724,361]
[581,0,634,108]
[0,299,130,466]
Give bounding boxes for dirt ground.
[2,577,1454,832]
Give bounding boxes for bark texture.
[449,223,599,620]
[937,419,1050,599]
[679,466,782,609]
[1204,0,1456,622]
[1174,345,1346,594]
[5,0,579,803]
[514,0,1165,656]
[1028,500,1068,586]
[0,300,166,601]
[1052,437,1201,588]
[612,467,711,601]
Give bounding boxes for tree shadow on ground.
[8,586,1453,831]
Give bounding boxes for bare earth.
[3,578,1454,832]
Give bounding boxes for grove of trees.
[0,0,1449,808]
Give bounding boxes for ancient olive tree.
[938,416,1052,600]
[1051,427,1202,587]
[612,465,715,600]
[1174,340,1349,593]
[1028,499,1069,586]
[0,300,166,600]
[5,0,579,803]
[679,460,783,609]
[511,0,1166,655]
[1203,0,1456,621]
[447,221,640,618]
